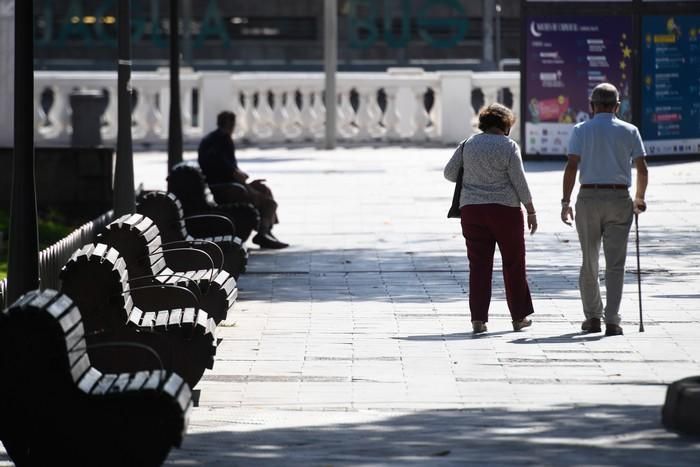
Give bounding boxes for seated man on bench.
[198,111,289,249]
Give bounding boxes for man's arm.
[232,168,249,184]
[561,155,579,225]
[633,156,648,213]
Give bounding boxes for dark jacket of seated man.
[197,111,288,249]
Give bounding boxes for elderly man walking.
[561,83,649,336]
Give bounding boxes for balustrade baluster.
[281,89,303,141]
[354,87,373,140]
[298,88,314,141]
[180,84,194,137]
[253,89,275,141]
[101,86,119,141]
[310,89,326,140]
[231,90,247,140]
[240,89,256,140]
[412,86,429,142]
[336,88,357,139]
[426,87,441,140]
[382,87,400,141]
[131,85,148,141]
[34,86,45,141]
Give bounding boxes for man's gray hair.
[590,83,619,106]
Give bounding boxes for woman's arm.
[443,142,465,182]
[507,145,533,206]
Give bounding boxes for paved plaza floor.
[4,146,700,465]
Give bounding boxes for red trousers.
[460,204,534,322]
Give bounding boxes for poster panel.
[641,15,700,156]
[524,16,634,156]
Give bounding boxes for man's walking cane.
[634,212,645,332]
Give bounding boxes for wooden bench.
[60,243,218,388]
[97,214,237,324]
[0,289,191,467]
[137,190,248,280]
[167,161,260,243]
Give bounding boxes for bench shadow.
[164,403,700,466]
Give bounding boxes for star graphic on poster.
[620,61,626,70]
[622,46,632,58]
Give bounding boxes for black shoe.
[581,318,601,333]
[605,323,624,336]
[252,233,289,249]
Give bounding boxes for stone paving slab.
[3,147,700,466]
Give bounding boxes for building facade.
[34,0,521,71]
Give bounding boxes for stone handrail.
[33,70,520,146]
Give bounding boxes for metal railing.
[1,210,114,310]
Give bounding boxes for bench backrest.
[137,191,189,244]
[0,289,192,450]
[98,214,168,280]
[60,243,133,333]
[167,161,218,214]
[60,243,216,337]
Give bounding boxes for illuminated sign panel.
[641,15,700,156]
[524,16,634,155]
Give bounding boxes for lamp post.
[324,0,337,150]
[114,0,136,216]
[482,0,495,69]
[495,3,502,70]
[7,0,39,302]
[168,0,183,171]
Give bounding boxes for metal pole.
[114,0,135,216]
[183,0,193,66]
[324,0,337,150]
[482,0,495,69]
[168,0,183,171]
[635,213,645,332]
[495,3,502,69]
[7,0,39,302]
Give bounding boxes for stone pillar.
[439,72,475,145]
[0,0,14,147]
[200,72,234,134]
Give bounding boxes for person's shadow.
[509,331,606,344]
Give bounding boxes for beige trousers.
[575,189,633,325]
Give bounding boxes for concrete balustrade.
[33,69,520,147]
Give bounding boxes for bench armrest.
[184,214,235,237]
[159,240,225,276]
[122,284,200,313]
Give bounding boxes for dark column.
[168,0,183,171]
[183,0,193,66]
[114,0,136,216]
[7,0,39,301]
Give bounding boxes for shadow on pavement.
[165,404,700,466]
[509,332,607,344]
[239,247,585,304]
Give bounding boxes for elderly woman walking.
[444,103,537,334]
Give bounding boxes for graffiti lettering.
[348,0,469,49]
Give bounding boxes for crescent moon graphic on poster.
[530,22,542,38]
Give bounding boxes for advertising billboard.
[524,16,634,156]
[641,15,700,156]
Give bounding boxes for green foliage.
[0,209,76,280]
